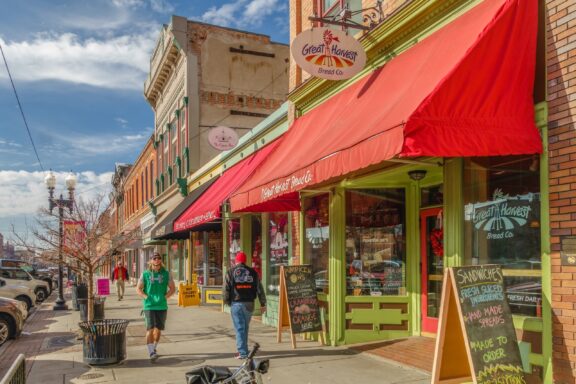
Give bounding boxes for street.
[0,287,430,384]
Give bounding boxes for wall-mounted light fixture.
[408,170,427,181]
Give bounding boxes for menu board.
[432,265,525,384]
[282,265,322,334]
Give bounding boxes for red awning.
[230,0,541,212]
[174,140,295,232]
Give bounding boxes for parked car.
[0,259,54,292]
[0,278,37,311]
[0,297,26,347]
[0,267,50,302]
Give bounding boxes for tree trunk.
[88,266,94,321]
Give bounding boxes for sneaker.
[150,352,159,362]
[234,353,247,360]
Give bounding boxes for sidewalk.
[0,286,430,384]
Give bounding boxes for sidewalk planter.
[78,296,105,321]
[72,283,88,311]
[79,319,130,365]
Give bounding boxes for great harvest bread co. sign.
[291,28,366,80]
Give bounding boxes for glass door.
[420,208,443,333]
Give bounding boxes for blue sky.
[0,0,289,240]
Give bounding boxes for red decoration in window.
[430,228,443,257]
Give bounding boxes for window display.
[251,216,262,279]
[463,156,541,317]
[227,218,241,268]
[268,212,289,294]
[345,188,406,296]
[304,194,330,295]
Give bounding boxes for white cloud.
[150,0,175,14]
[199,0,284,29]
[0,170,113,218]
[244,0,282,26]
[42,128,153,157]
[200,1,247,28]
[0,31,157,90]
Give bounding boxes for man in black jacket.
[224,251,266,359]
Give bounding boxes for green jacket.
[140,268,171,310]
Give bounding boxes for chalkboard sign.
[282,265,322,334]
[432,265,525,384]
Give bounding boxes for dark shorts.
[143,310,167,330]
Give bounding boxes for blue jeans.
[231,302,253,357]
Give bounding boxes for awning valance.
[174,140,292,232]
[230,0,541,213]
[150,177,218,240]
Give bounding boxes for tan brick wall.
[547,0,576,382]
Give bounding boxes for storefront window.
[463,156,541,317]
[251,216,262,280]
[268,212,290,295]
[192,232,204,286]
[421,185,443,208]
[169,241,181,281]
[207,231,223,286]
[345,188,406,296]
[304,194,330,294]
[227,218,241,268]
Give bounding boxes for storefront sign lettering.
[261,170,313,201]
[465,189,537,240]
[175,210,217,231]
[291,28,366,80]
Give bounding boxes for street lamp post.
[44,171,77,310]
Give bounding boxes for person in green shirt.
[136,252,175,361]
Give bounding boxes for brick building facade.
[547,0,576,382]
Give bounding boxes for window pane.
[463,155,541,317]
[207,231,223,286]
[421,185,443,208]
[251,216,262,280]
[304,194,330,294]
[227,219,241,268]
[268,212,289,295]
[345,188,406,296]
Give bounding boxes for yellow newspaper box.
[178,282,200,307]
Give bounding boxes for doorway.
[420,208,443,334]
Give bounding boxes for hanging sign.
[208,126,239,151]
[291,28,366,80]
[432,265,525,384]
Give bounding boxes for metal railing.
[0,354,26,384]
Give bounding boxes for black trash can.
[79,297,105,321]
[73,283,88,311]
[79,319,130,365]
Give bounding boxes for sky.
[0,0,289,243]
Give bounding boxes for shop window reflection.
[345,188,406,296]
[268,212,290,295]
[304,194,330,295]
[227,218,241,268]
[251,216,262,280]
[463,155,541,317]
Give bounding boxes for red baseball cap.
[235,251,247,264]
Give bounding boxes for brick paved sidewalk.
[0,292,77,380]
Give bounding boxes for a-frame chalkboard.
[277,265,324,348]
[432,265,525,384]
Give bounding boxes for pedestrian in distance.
[224,251,266,359]
[136,252,175,362]
[111,260,129,301]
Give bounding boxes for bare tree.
[13,193,138,321]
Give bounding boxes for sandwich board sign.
[432,265,525,384]
[277,265,325,348]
